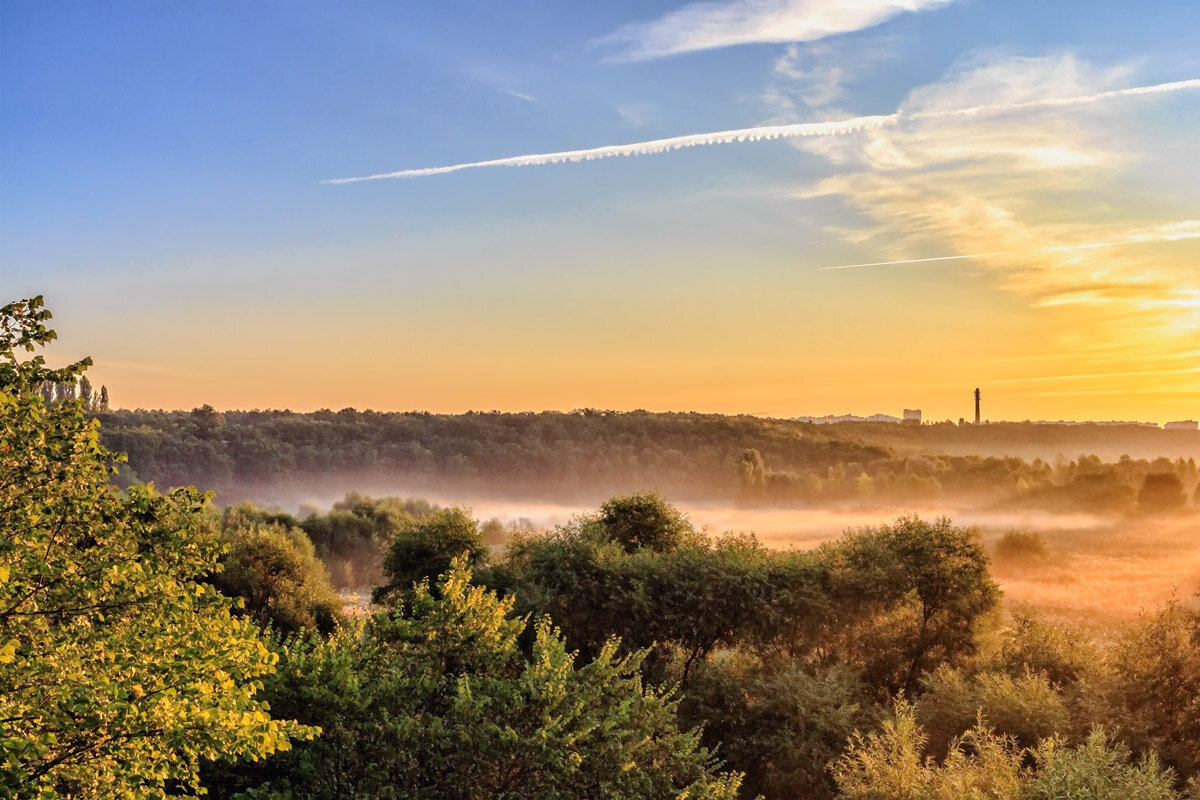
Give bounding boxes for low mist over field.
[95,406,1200,624]
[283,486,1200,625]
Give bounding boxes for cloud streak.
[791,52,1200,387]
[324,78,1200,184]
[598,0,955,62]
[819,221,1200,270]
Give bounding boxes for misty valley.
[9,0,1200,796]
[7,296,1200,799]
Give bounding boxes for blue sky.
[3,0,1199,420]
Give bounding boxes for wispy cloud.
[818,221,1200,270]
[498,87,536,103]
[596,0,955,62]
[793,54,1200,374]
[762,43,847,119]
[324,77,1200,183]
[616,102,656,128]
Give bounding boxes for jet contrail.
[819,253,1006,270]
[325,78,1200,184]
[907,78,1200,121]
[819,221,1200,271]
[323,115,897,183]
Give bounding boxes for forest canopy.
[97,407,1199,515]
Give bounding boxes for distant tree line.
[95,407,889,501]
[93,406,1200,516]
[738,448,1200,514]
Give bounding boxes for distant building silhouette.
[974,388,981,425]
[903,409,922,424]
[1165,420,1199,431]
[794,413,904,424]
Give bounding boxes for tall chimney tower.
[974,388,981,425]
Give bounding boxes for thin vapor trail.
[907,78,1200,121]
[819,221,1200,271]
[820,253,1004,271]
[324,115,897,183]
[325,78,1200,184]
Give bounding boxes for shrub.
[206,559,743,800]
[681,652,875,800]
[1024,729,1177,800]
[598,489,697,553]
[916,666,1069,759]
[1138,472,1189,514]
[209,520,343,637]
[993,531,1048,564]
[373,506,486,603]
[1103,600,1200,781]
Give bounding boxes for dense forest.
[7,297,1200,799]
[98,407,1200,515]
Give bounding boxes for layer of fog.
[268,486,1200,626]
[284,487,1103,545]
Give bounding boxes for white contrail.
[907,78,1200,121]
[819,221,1200,271]
[325,78,1200,184]
[820,253,1005,271]
[323,115,897,183]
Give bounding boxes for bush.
[1025,729,1177,800]
[205,559,743,800]
[373,506,486,603]
[209,517,343,637]
[834,702,1178,800]
[916,666,1070,759]
[1104,600,1200,781]
[681,652,875,800]
[995,607,1103,691]
[1138,472,1189,514]
[300,493,440,589]
[833,701,1024,800]
[993,531,1048,564]
[598,489,698,553]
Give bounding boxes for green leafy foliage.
[1103,600,1200,780]
[208,559,742,800]
[1024,730,1177,800]
[819,516,1000,696]
[206,505,344,637]
[597,490,698,553]
[681,652,877,800]
[0,297,314,797]
[834,702,1025,800]
[994,607,1104,692]
[834,702,1178,800]
[299,493,440,589]
[483,515,830,683]
[373,506,487,603]
[486,502,997,698]
[916,666,1069,759]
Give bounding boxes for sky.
[3,0,1199,423]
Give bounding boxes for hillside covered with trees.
[97,407,1200,516]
